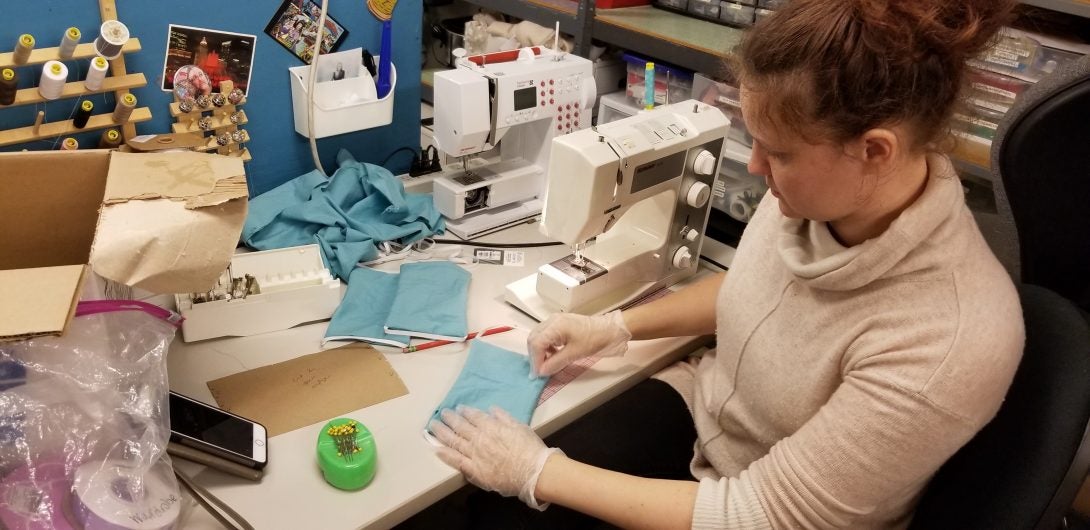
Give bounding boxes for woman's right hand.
[528,310,631,377]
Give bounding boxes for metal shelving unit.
[594,6,741,75]
[461,0,595,55]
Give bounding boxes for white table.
[168,222,713,529]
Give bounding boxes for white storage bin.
[175,245,343,342]
[720,2,756,25]
[289,60,396,138]
[689,0,721,18]
[596,90,642,125]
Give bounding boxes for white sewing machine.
[432,46,595,239]
[505,101,729,320]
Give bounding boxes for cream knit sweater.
[657,154,1024,529]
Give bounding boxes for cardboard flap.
[0,265,85,341]
[104,151,247,209]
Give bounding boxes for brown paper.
[206,344,409,437]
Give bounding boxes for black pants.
[397,378,697,530]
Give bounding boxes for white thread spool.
[85,55,109,91]
[38,61,69,100]
[71,459,181,530]
[59,27,81,59]
[94,20,129,60]
[729,194,754,222]
[60,137,79,150]
[113,93,136,123]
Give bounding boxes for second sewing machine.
[432,46,596,239]
[506,101,729,320]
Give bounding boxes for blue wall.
[0,0,422,196]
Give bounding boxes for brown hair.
[736,0,1015,150]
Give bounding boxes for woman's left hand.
[430,405,561,509]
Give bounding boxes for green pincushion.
[317,418,377,490]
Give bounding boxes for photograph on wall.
[162,25,256,95]
[265,0,349,64]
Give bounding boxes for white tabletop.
[168,222,713,530]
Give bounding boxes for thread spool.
[0,460,78,530]
[74,100,94,129]
[729,194,754,222]
[38,60,68,101]
[85,56,109,91]
[71,459,180,530]
[60,137,79,150]
[0,69,17,106]
[94,20,129,60]
[59,27,82,59]
[99,128,122,149]
[13,34,34,65]
[113,93,136,123]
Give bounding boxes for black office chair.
[909,56,1090,529]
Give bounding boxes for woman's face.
[740,88,874,222]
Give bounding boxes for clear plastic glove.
[528,310,631,377]
[431,405,562,510]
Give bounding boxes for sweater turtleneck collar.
[776,153,965,291]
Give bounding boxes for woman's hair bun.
[851,0,1016,66]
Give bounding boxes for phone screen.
[169,393,254,458]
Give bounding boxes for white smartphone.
[168,391,268,470]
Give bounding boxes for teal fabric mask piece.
[323,266,410,348]
[428,340,547,429]
[242,150,445,280]
[384,261,471,341]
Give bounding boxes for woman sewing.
[427,0,1025,527]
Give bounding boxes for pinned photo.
[162,25,256,95]
[265,0,349,64]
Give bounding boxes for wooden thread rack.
[0,38,149,148]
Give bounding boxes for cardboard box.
[0,150,247,342]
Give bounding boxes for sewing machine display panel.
[513,85,536,111]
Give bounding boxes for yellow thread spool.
[113,93,136,123]
[99,128,122,148]
[0,68,16,106]
[59,27,81,59]
[74,100,94,129]
[84,55,109,91]
[13,34,35,64]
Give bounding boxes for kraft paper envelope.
[207,344,408,437]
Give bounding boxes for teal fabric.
[429,341,547,428]
[242,150,445,280]
[323,267,410,348]
[384,262,471,340]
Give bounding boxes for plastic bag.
[0,301,182,530]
